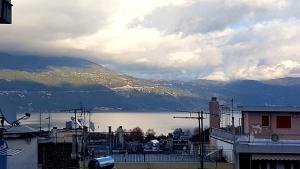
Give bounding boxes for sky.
[1,0,300,81]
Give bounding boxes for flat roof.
[237,106,300,113]
[4,125,38,134]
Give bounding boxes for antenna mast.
[174,111,207,169]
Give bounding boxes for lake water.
[19,112,241,135]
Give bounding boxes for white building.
[3,125,38,169]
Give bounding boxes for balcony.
[211,128,300,154]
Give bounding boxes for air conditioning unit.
[0,0,12,24]
[271,133,279,142]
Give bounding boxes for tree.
[173,128,183,140]
[145,129,156,142]
[167,133,173,138]
[124,127,144,142]
[157,134,167,141]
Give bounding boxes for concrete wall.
[243,112,300,139]
[115,162,233,169]
[6,137,38,169]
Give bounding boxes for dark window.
[277,116,291,128]
[284,161,291,169]
[262,115,269,127]
[261,161,268,169]
[294,162,299,169]
[270,161,277,169]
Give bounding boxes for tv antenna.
[174,111,211,169]
[62,105,91,161]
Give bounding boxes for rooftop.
[237,106,300,113]
[4,125,37,134]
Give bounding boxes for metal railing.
[110,153,200,163]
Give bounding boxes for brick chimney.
[209,97,220,128]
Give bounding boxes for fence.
[110,153,200,163]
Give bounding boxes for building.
[38,128,87,169]
[211,105,300,169]
[0,0,12,24]
[2,125,39,169]
[240,106,300,140]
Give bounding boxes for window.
[261,161,268,169]
[293,162,299,169]
[262,115,269,127]
[270,161,277,169]
[276,116,291,128]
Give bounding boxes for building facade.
[241,106,300,140]
[211,105,300,169]
[3,125,39,169]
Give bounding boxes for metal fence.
[110,153,200,163]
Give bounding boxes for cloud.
[1,0,300,80]
[205,60,300,81]
[55,27,223,70]
[204,71,230,81]
[137,0,292,34]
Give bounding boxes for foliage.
[124,127,144,142]
[144,128,157,142]
[172,128,183,140]
[157,134,167,141]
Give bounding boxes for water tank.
[88,156,114,169]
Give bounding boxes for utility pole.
[62,108,81,160]
[231,98,235,134]
[39,112,42,133]
[174,111,207,169]
[63,105,90,169]
[45,112,51,133]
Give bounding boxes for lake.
[19,112,241,135]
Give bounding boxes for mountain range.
[0,53,300,113]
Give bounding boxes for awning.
[252,154,300,161]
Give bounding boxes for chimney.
[209,97,220,129]
[108,126,112,134]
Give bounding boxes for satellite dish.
[0,108,17,124]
